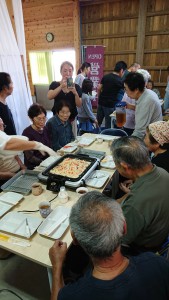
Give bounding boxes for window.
[29,49,76,84]
[29,52,52,84]
[52,49,76,81]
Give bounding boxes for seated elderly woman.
[46,99,74,151]
[147,79,161,99]
[0,118,26,188]
[22,103,52,170]
[144,121,169,172]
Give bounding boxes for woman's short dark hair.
[55,99,71,114]
[147,79,154,88]
[0,72,11,92]
[28,103,47,119]
[82,79,93,94]
[77,68,82,75]
[81,62,91,71]
[124,72,145,92]
[114,61,127,72]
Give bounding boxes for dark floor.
[0,254,50,300]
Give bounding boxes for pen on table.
[25,218,31,238]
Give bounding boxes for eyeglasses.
[34,117,47,122]
[59,111,71,116]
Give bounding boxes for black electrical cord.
[0,289,23,300]
[17,194,58,213]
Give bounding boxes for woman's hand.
[20,162,26,171]
[60,79,67,89]
[68,85,78,95]
[94,119,99,127]
[15,155,26,171]
[34,142,57,157]
[0,171,15,180]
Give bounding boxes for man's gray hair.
[137,69,151,83]
[69,191,125,258]
[111,136,151,169]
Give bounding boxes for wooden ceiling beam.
[82,15,138,24]
[81,11,169,24]
[82,30,169,41]
[82,33,137,40]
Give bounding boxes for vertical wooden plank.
[6,0,17,37]
[136,0,148,65]
[73,0,81,72]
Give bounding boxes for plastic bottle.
[58,186,69,204]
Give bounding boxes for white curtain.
[0,0,32,134]
[12,0,27,73]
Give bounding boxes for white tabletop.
[0,133,116,267]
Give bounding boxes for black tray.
[42,153,97,182]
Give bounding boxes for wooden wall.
[22,0,80,95]
[81,0,169,97]
[6,0,169,97]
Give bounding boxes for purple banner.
[85,46,104,107]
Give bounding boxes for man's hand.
[49,240,67,300]
[119,180,133,194]
[49,240,67,267]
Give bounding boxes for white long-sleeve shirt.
[0,131,10,150]
[122,93,135,129]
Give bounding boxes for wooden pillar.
[73,0,81,72]
[136,0,148,66]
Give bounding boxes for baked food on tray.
[50,157,90,179]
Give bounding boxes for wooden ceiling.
[80,0,120,6]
